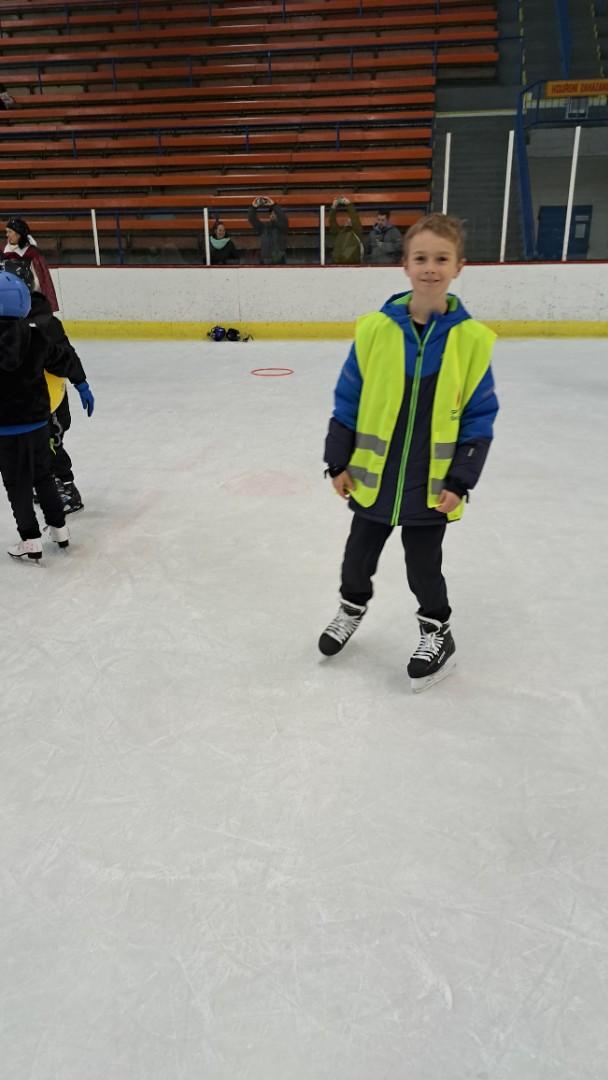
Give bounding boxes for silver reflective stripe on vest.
[430,478,445,495]
[355,432,387,455]
[350,465,379,489]
[434,441,456,459]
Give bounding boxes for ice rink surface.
[1,337,607,1080]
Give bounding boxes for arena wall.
[52,264,608,338]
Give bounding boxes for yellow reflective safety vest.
[45,372,66,413]
[348,310,496,522]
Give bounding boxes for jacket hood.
[380,290,471,336]
[0,318,30,373]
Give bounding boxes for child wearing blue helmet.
[0,271,69,560]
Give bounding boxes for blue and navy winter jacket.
[324,291,499,526]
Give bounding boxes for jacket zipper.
[390,320,435,526]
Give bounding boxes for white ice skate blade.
[410,655,456,694]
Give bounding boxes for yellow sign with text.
[546,79,608,98]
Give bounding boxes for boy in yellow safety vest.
[319,213,499,692]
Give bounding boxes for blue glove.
[75,381,95,417]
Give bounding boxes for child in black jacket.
[0,271,73,560]
[1,257,94,513]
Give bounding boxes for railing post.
[562,125,581,261]
[335,122,341,151]
[267,51,272,81]
[208,0,213,24]
[91,209,101,267]
[349,47,354,79]
[203,207,211,266]
[115,213,124,265]
[71,131,78,158]
[156,130,163,154]
[442,131,451,214]
[555,0,571,79]
[111,60,117,91]
[37,65,43,94]
[187,56,193,87]
[320,205,326,266]
[515,90,535,258]
[499,130,515,262]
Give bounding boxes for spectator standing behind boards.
[209,220,239,265]
[4,217,59,313]
[329,197,364,265]
[365,209,403,265]
[247,196,289,265]
[0,84,16,109]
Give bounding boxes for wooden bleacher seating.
[0,0,499,263]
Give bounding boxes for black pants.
[340,515,450,622]
[0,426,66,540]
[50,393,74,483]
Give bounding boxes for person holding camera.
[328,197,364,266]
[247,196,289,265]
[0,84,16,110]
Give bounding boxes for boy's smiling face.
[403,229,464,304]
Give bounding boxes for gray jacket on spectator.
[247,205,289,265]
[366,223,403,265]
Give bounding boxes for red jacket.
[3,243,59,312]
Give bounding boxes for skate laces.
[326,605,363,643]
[412,625,444,662]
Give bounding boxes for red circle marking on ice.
[251,367,294,377]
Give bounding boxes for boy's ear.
[453,258,466,278]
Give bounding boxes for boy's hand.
[331,470,355,500]
[435,489,461,514]
[75,380,95,417]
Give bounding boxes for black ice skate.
[62,481,84,514]
[318,599,367,656]
[44,524,70,549]
[408,614,456,693]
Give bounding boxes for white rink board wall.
[51,263,608,332]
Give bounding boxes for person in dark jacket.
[4,216,59,313]
[247,197,288,265]
[0,83,16,109]
[365,209,403,265]
[1,258,94,514]
[318,213,499,692]
[209,220,239,265]
[0,271,72,560]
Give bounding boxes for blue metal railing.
[519,78,608,130]
[515,90,535,258]
[555,0,572,78]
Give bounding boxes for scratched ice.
[1,338,607,1080]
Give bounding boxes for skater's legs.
[341,515,393,606]
[32,427,66,529]
[0,433,43,539]
[401,524,450,623]
[50,395,74,483]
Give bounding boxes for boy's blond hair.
[403,213,466,261]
